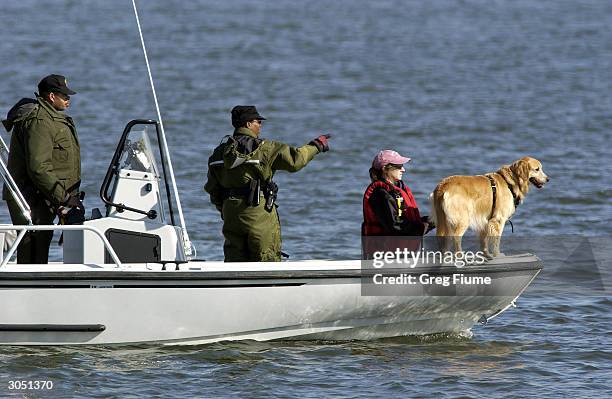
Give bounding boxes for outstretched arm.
[270,141,320,173]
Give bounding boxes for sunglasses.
[53,92,70,101]
[388,163,404,169]
[252,120,263,125]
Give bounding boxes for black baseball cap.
[231,105,266,128]
[37,74,77,96]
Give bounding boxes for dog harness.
[487,174,518,232]
[487,175,498,219]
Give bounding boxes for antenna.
[131,0,193,257]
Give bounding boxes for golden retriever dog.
[430,157,549,258]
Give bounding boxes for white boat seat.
[0,225,17,259]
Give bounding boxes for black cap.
[231,105,266,128]
[37,74,77,96]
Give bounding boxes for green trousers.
[6,197,55,264]
[221,197,281,262]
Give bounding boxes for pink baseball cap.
[372,150,411,170]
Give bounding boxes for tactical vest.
[209,135,273,182]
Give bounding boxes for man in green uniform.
[2,74,84,264]
[204,105,330,262]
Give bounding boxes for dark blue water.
[0,0,610,397]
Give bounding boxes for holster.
[263,180,279,212]
[246,179,260,207]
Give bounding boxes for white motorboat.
[0,3,542,345]
[0,257,541,346]
[0,119,542,345]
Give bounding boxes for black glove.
[64,206,86,225]
[59,194,86,225]
[63,195,84,209]
[309,134,331,153]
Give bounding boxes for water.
[0,0,610,397]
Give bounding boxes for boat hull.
[0,255,541,345]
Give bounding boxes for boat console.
[65,120,188,264]
[1,119,190,266]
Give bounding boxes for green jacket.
[3,95,81,206]
[204,127,319,208]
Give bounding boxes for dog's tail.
[428,192,437,226]
[429,186,449,236]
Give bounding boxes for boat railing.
[0,224,123,269]
[0,135,122,269]
[0,137,32,225]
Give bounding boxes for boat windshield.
[118,128,160,176]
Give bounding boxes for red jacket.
[362,180,422,236]
[362,179,423,258]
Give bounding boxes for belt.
[225,187,265,198]
[226,187,251,198]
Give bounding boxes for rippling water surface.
[0,0,610,397]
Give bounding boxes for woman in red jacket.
[362,150,434,257]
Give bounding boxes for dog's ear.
[510,158,530,194]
